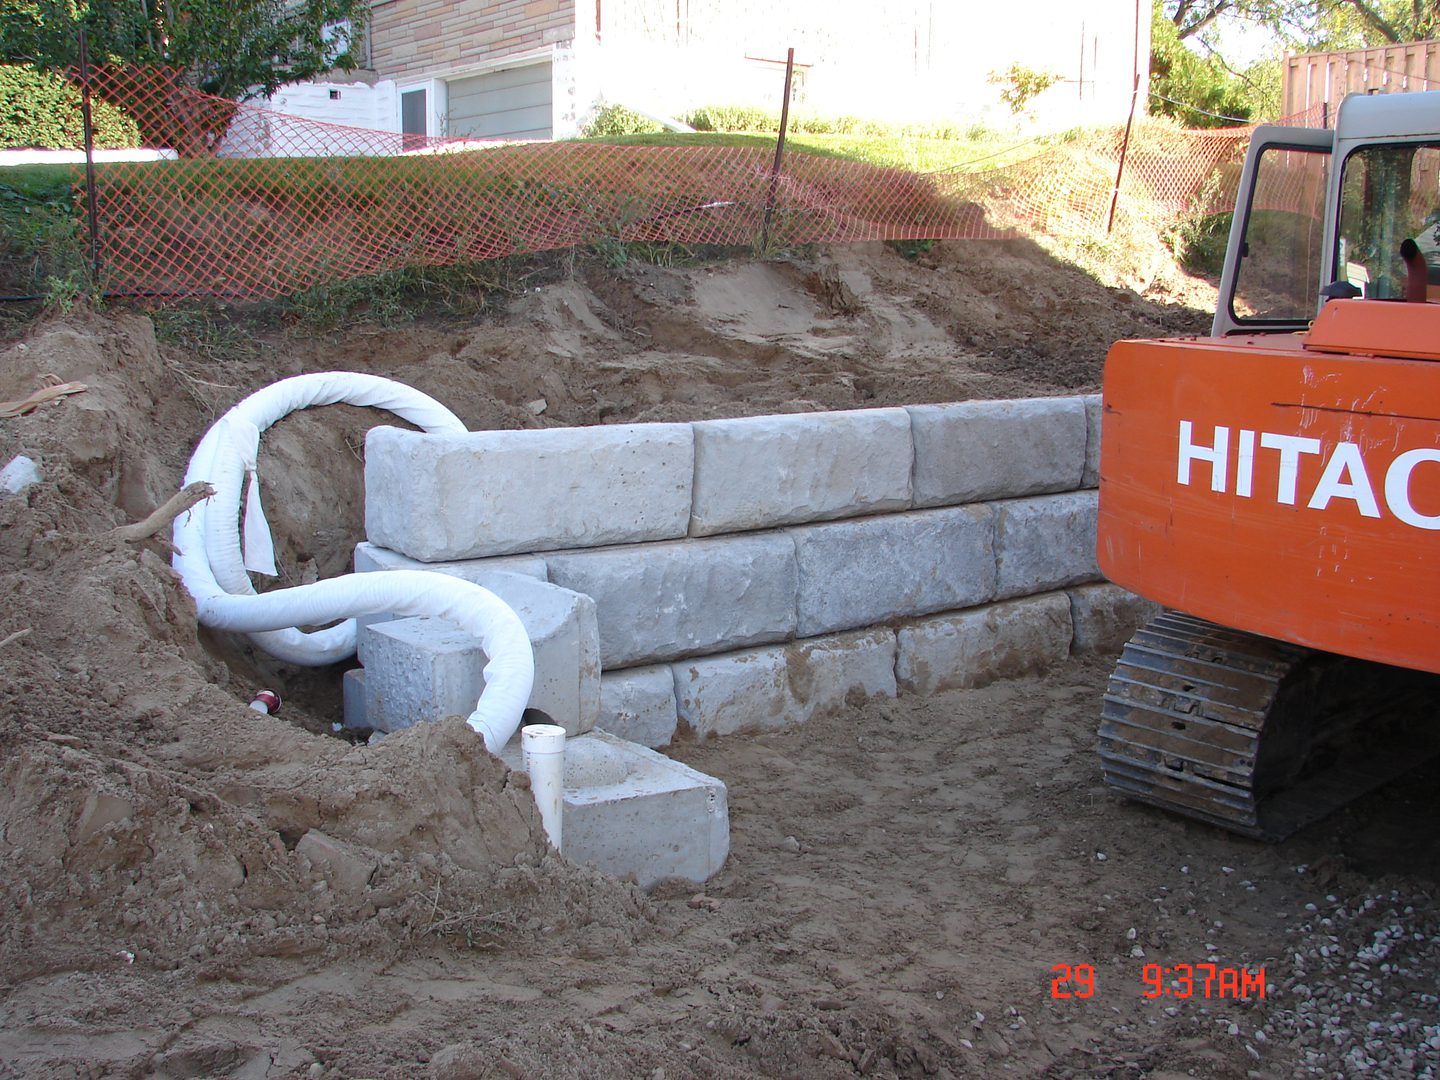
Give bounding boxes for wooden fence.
[1283,39,1440,120]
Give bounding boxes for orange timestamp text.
[1050,963,1265,1000]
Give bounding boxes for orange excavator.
[1096,90,1440,839]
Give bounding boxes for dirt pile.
[15,240,1432,1080]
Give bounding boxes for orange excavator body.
[1097,298,1440,676]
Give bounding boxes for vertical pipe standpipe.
[522,724,568,852]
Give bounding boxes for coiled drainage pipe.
[172,372,535,753]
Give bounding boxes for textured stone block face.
[364,423,694,561]
[791,506,996,637]
[895,593,1074,695]
[360,616,487,734]
[1068,582,1160,654]
[784,628,898,724]
[689,408,913,535]
[672,647,790,739]
[501,731,729,888]
[545,532,798,668]
[600,666,679,748]
[994,491,1101,600]
[671,629,898,738]
[909,398,1087,508]
[1083,394,1102,489]
[356,571,600,737]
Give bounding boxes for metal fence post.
[78,28,102,287]
[759,47,796,253]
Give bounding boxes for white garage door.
[447,62,552,141]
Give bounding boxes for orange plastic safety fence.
[59,66,1325,301]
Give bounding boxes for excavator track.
[1098,611,1440,840]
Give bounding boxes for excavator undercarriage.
[1099,611,1440,840]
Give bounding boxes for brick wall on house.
[369,0,577,81]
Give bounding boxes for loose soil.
[0,239,1435,1080]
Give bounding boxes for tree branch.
[111,481,215,542]
[1338,0,1403,40]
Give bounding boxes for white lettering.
[1259,432,1322,505]
[1307,442,1381,517]
[1236,428,1256,498]
[1385,449,1440,530]
[1178,421,1229,493]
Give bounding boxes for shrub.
[581,103,663,138]
[0,65,142,149]
[684,105,778,133]
[988,63,1063,115]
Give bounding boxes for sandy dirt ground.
[1,239,1437,1080]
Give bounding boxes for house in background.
[254,0,1149,148]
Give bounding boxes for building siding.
[370,0,577,82]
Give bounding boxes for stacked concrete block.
[994,491,1101,600]
[599,666,679,748]
[672,628,898,739]
[908,397,1089,506]
[364,422,694,560]
[1067,582,1160,654]
[688,408,912,535]
[791,506,996,637]
[895,593,1074,695]
[500,730,730,888]
[356,396,1124,758]
[1083,394,1103,489]
[349,568,600,737]
[545,532,797,667]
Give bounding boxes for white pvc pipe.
[522,724,567,851]
[172,372,536,753]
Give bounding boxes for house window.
[401,88,428,149]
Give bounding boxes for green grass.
[0,162,89,300]
[583,129,1048,173]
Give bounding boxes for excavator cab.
[1213,97,1440,336]
[1095,91,1440,839]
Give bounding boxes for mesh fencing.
[56,66,1325,301]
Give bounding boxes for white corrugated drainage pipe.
[172,373,536,753]
[175,371,468,665]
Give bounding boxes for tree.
[1152,3,1260,126]
[0,0,369,101]
[1163,0,1440,54]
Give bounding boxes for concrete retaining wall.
[359,394,1156,746]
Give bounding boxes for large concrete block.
[785,628,898,724]
[689,408,912,535]
[994,491,1101,600]
[791,506,996,637]
[364,422,694,561]
[908,398,1088,508]
[356,571,600,737]
[600,666,679,748]
[360,616,487,734]
[1083,394,1102,489]
[544,532,797,668]
[501,731,729,888]
[1068,582,1160,655]
[895,593,1074,695]
[671,629,898,739]
[672,646,789,739]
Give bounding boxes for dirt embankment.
[7,240,1434,1080]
